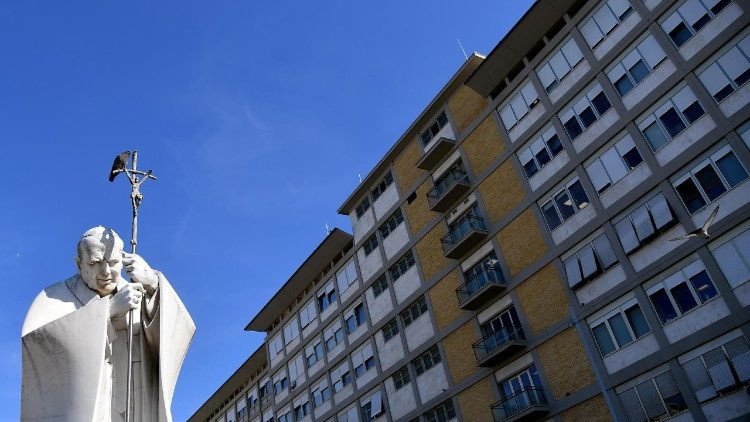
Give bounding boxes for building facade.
[190,0,750,421]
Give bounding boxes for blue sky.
[0,1,533,420]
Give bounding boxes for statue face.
[77,234,124,297]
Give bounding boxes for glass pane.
[689,270,718,302]
[619,388,648,422]
[615,218,640,254]
[631,205,655,242]
[541,201,562,231]
[587,160,611,194]
[648,193,674,231]
[676,178,707,214]
[593,323,616,355]
[670,282,698,313]
[592,234,617,268]
[554,190,576,220]
[579,105,597,128]
[636,380,667,420]
[601,148,628,184]
[621,146,643,169]
[565,256,583,288]
[579,244,598,279]
[535,147,552,166]
[650,289,678,324]
[669,22,692,47]
[683,358,716,403]
[695,164,727,201]
[547,134,564,155]
[643,122,669,150]
[716,152,749,188]
[550,51,572,79]
[615,74,635,97]
[592,92,612,115]
[568,180,590,209]
[629,60,650,84]
[625,305,650,338]
[659,108,687,137]
[564,116,584,140]
[608,313,633,347]
[655,372,688,416]
[523,158,539,179]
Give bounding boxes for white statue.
[21,226,195,421]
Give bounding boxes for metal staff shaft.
[125,151,138,422]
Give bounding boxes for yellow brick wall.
[456,377,496,422]
[442,321,477,384]
[561,395,612,422]
[428,269,463,330]
[478,160,525,224]
[404,180,434,235]
[392,137,422,195]
[415,224,449,282]
[448,85,487,134]
[516,264,569,336]
[462,116,505,176]
[538,328,595,400]
[496,209,547,277]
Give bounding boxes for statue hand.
[122,252,159,294]
[110,283,144,318]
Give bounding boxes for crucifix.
[108,150,157,422]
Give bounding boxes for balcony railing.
[416,136,456,170]
[473,325,526,366]
[427,168,471,212]
[441,215,488,258]
[456,266,505,310]
[491,387,548,422]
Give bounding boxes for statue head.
[75,226,125,297]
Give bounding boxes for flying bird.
[670,205,720,241]
[108,151,131,182]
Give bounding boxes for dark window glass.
[676,178,707,214]
[669,23,692,47]
[643,122,669,150]
[591,92,612,115]
[691,13,711,32]
[608,313,633,347]
[568,180,589,209]
[625,306,650,338]
[579,105,597,128]
[535,147,552,166]
[716,152,749,187]
[541,201,562,230]
[564,116,583,140]
[714,84,735,102]
[695,165,727,201]
[593,323,616,356]
[547,134,563,155]
[682,102,705,123]
[622,147,643,169]
[659,108,686,137]
[689,270,718,302]
[670,283,698,314]
[554,190,575,220]
[650,289,678,324]
[711,0,731,14]
[735,68,750,87]
[523,159,539,178]
[615,75,634,97]
[629,60,650,84]
[545,79,558,93]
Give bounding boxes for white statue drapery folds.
[21,227,195,421]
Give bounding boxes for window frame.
[539,177,591,232]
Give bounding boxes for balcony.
[416,136,456,170]
[427,169,471,212]
[441,215,488,259]
[456,267,505,310]
[491,387,548,422]
[473,325,526,367]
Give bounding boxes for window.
[336,259,359,294]
[712,227,750,288]
[559,83,612,141]
[420,111,450,146]
[614,192,676,254]
[371,274,388,297]
[400,296,428,327]
[378,209,404,239]
[345,303,367,334]
[293,401,311,421]
[259,381,271,401]
[591,301,650,356]
[287,354,304,387]
[317,281,338,313]
[381,318,400,342]
[306,341,325,368]
[299,299,317,329]
[564,233,618,289]
[362,234,379,256]
[537,37,585,93]
[462,251,503,296]
[647,260,719,324]
[638,86,706,151]
[661,0,734,48]
[352,343,376,378]
[517,127,564,179]
[355,197,371,219]
[540,178,590,231]
[413,345,442,376]
[480,306,523,341]
[618,370,688,421]
[673,145,748,214]
[283,318,300,346]
[371,172,394,201]
[497,365,547,419]
[388,250,416,281]
[698,34,750,102]
[277,410,292,422]
[324,322,345,352]
[681,335,750,402]
[580,0,635,48]
[586,135,644,195]
[498,80,540,130]
[607,35,667,97]
[270,333,284,360]
[273,374,289,395]
[332,363,353,393]
[430,161,469,202]
[312,382,331,408]
[360,391,383,421]
[423,400,456,422]
[392,366,411,390]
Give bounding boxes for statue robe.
[21,274,195,422]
